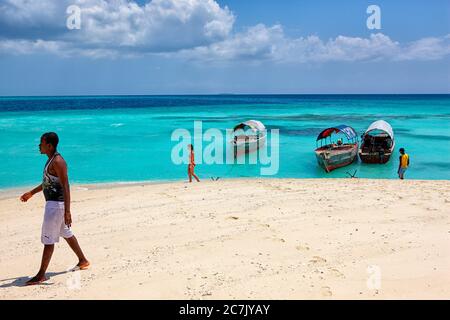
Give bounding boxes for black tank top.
[42,153,64,202]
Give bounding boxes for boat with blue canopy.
[314,125,359,172]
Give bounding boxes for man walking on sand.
[398,148,410,180]
[20,132,89,286]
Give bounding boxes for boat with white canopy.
[231,120,266,157]
[359,120,395,164]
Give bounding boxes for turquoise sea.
[0,95,449,189]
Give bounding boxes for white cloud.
[75,0,234,51]
[180,25,450,63]
[0,0,61,26]
[0,38,120,59]
[397,35,450,61]
[0,39,62,55]
[0,0,235,52]
[0,0,449,63]
[300,33,400,62]
[180,24,285,61]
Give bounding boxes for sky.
[0,0,449,95]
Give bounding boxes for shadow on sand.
[0,270,71,288]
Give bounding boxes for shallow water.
[0,94,449,189]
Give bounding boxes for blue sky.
[217,0,449,40]
[0,0,449,95]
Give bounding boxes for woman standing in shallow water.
[188,144,200,183]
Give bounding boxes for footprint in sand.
[328,268,345,278]
[309,256,327,264]
[295,244,310,251]
[321,286,333,297]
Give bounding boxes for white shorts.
[41,201,73,245]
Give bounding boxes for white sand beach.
[0,178,449,300]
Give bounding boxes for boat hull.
[315,144,358,173]
[359,142,395,164]
[359,151,393,164]
[232,135,266,157]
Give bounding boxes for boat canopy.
[316,125,357,141]
[364,120,394,139]
[233,120,266,133]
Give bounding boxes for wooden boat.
[231,120,266,157]
[314,125,359,172]
[359,120,395,164]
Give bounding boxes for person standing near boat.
[188,144,200,183]
[398,148,410,179]
[19,132,89,285]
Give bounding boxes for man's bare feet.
[25,274,48,286]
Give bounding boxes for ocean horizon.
[1,94,449,189]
